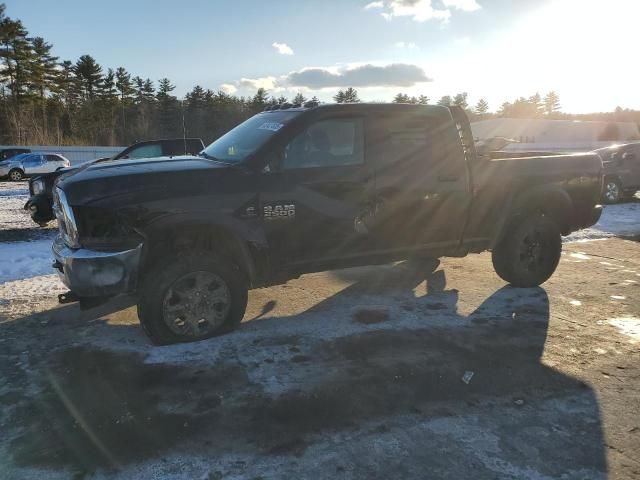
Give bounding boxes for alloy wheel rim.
[605,182,619,202]
[518,228,547,273]
[162,271,231,337]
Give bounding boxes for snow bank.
[565,201,640,242]
[0,239,55,283]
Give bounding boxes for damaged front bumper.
[52,235,143,298]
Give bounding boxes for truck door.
[259,115,375,266]
[367,108,471,253]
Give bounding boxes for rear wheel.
[492,213,562,287]
[8,169,23,181]
[137,252,248,345]
[602,178,622,204]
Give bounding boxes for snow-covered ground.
[0,239,59,283]
[564,198,640,242]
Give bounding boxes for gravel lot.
[0,181,639,479]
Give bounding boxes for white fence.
[1,145,126,166]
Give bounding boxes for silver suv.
[0,153,71,181]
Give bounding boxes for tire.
[8,169,24,181]
[492,213,562,288]
[137,252,248,345]
[602,178,622,204]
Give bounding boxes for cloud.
[222,63,431,94]
[395,41,419,49]
[368,0,481,22]
[238,76,279,90]
[454,36,471,46]
[442,0,481,11]
[364,1,384,9]
[220,83,238,94]
[272,42,294,55]
[287,63,431,89]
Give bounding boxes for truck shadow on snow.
[3,263,608,478]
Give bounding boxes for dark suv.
[595,143,640,203]
[0,147,31,161]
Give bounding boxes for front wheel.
[492,214,562,288]
[8,169,23,181]
[137,252,248,345]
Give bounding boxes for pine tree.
[334,90,345,103]
[475,98,489,115]
[73,54,102,99]
[417,95,429,105]
[293,92,307,105]
[393,93,410,103]
[115,67,133,135]
[249,87,269,112]
[156,77,177,137]
[437,95,452,107]
[528,92,542,117]
[98,68,117,100]
[342,87,360,103]
[0,11,32,103]
[543,91,561,116]
[453,92,468,109]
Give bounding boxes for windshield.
[202,111,301,163]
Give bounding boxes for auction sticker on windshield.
[258,122,284,132]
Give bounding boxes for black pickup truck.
[51,104,603,345]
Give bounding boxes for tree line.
[2,3,639,147]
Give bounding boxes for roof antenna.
[181,99,188,155]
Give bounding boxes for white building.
[471,118,640,153]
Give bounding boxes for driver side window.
[282,118,364,170]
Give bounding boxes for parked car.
[594,143,640,203]
[0,147,31,161]
[0,152,70,181]
[24,138,205,225]
[51,103,603,345]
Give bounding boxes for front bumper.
[52,235,143,297]
[24,193,55,225]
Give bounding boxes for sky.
[7,0,639,113]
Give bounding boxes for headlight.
[32,179,45,195]
[54,187,80,248]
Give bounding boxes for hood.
[57,155,233,205]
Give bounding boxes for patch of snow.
[0,274,65,299]
[569,300,582,306]
[570,252,590,260]
[609,317,640,342]
[610,295,626,300]
[565,201,640,242]
[0,239,54,283]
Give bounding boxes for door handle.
[438,174,460,182]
